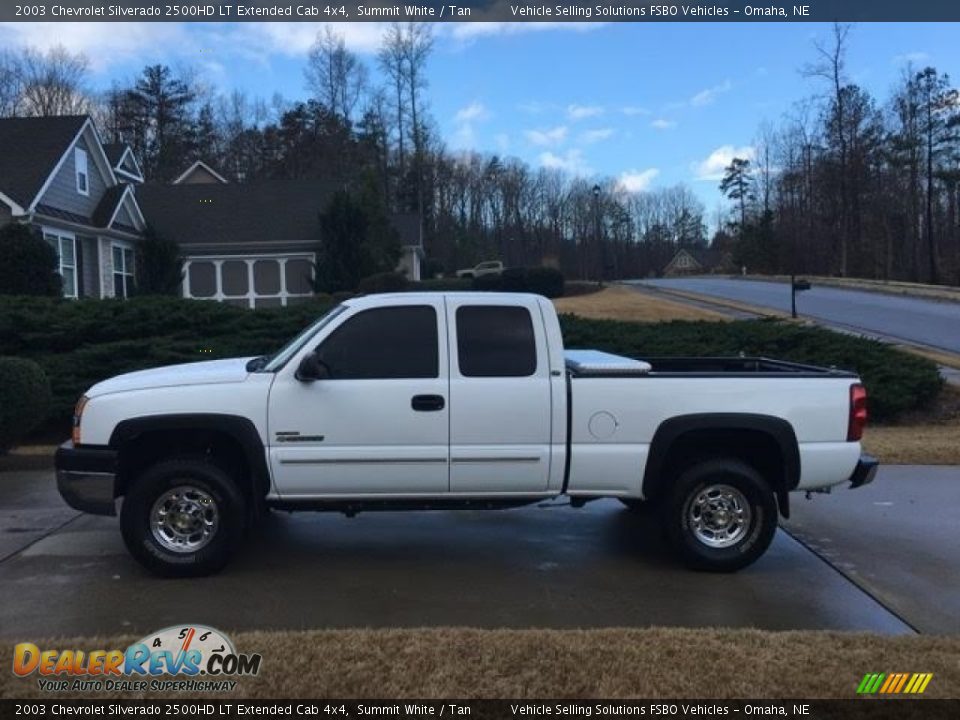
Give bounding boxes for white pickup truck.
[55,292,877,577]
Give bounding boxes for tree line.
[719,24,960,284]
[2,24,957,284]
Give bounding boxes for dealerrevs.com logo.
[12,625,261,693]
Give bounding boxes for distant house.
[0,115,147,298]
[662,247,733,277]
[138,170,424,308]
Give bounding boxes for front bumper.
[848,453,879,489]
[54,441,118,516]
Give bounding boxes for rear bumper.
[848,453,879,489]
[54,441,118,516]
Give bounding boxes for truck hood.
[86,357,256,398]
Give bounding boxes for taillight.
[848,384,868,441]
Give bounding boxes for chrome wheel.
[150,485,219,553]
[687,483,751,549]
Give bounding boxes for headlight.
[72,396,89,445]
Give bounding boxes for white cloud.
[455,101,489,123]
[494,133,511,154]
[581,128,614,144]
[0,22,186,72]
[622,106,651,116]
[451,101,491,149]
[618,168,660,193]
[525,126,568,146]
[690,79,733,107]
[540,149,592,177]
[650,118,677,130]
[693,144,756,181]
[567,104,604,120]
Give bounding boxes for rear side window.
[317,306,438,379]
[456,306,537,377]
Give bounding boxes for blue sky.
[2,21,957,211]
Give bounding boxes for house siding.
[99,237,115,298]
[114,203,135,228]
[36,136,108,218]
[78,236,100,298]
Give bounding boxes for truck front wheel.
[664,459,777,573]
[120,457,246,577]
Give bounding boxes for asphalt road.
[0,469,926,639]
[634,278,960,354]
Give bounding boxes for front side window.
[112,244,135,298]
[456,305,537,377]
[316,306,438,380]
[75,148,88,195]
[44,232,77,298]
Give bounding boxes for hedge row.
[0,296,941,426]
[0,357,51,452]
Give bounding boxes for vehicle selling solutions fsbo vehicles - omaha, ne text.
[55,292,877,576]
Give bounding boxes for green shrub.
[470,267,565,298]
[525,267,565,298]
[358,271,408,294]
[472,274,502,292]
[0,225,62,296]
[559,315,942,422]
[0,357,52,452]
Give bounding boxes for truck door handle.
[411,394,445,412]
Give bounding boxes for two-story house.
[0,115,147,298]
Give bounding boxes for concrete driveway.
[0,468,926,639]
[634,277,960,354]
[783,465,960,634]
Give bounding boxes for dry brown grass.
[2,628,958,700]
[553,285,727,322]
[863,425,960,465]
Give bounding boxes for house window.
[183,254,314,308]
[112,244,135,298]
[44,231,77,298]
[75,148,89,196]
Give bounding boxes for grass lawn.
[554,285,727,322]
[2,628,958,699]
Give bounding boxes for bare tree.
[803,22,852,275]
[16,45,91,116]
[0,50,21,116]
[378,24,408,202]
[305,26,367,122]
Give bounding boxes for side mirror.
[295,352,330,382]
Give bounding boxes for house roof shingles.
[0,115,87,209]
[137,180,338,253]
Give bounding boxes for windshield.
[261,304,347,372]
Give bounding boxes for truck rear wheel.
[664,458,777,573]
[120,456,246,577]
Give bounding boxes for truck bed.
[565,352,856,378]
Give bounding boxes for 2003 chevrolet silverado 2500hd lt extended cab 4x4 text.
[54,292,878,577]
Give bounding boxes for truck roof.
[344,291,546,307]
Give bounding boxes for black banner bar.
[1,699,959,720]
[4,1,960,24]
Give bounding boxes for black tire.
[120,456,246,577]
[663,458,777,573]
[618,498,646,512]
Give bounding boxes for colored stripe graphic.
[857,672,933,694]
